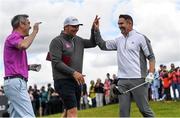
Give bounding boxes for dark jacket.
[49,29,96,80]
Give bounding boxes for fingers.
[33,22,42,33]
[75,79,80,85]
[76,79,84,85]
[93,15,100,31]
[94,15,100,21]
[94,15,100,23]
[94,15,98,22]
[93,15,99,23]
[35,22,42,25]
[76,76,85,85]
[78,78,85,85]
[73,71,86,85]
[34,22,42,28]
[78,75,85,85]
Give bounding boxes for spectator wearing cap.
[48,16,96,117]
[168,63,178,100]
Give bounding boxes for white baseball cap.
[64,16,83,27]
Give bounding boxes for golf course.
[47,101,180,117]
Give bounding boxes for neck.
[63,31,74,40]
[63,31,75,38]
[123,28,133,37]
[13,28,25,36]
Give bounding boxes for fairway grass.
[47,101,180,117]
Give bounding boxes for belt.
[4,76,28,82]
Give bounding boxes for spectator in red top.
[175,67,180,99]
[160,70,172,101]
[104,79,111,105]
[168,63,178,100]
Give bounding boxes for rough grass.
[46,101,180,117]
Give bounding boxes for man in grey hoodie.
[49,16,96,117]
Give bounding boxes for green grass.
[46,101,180,117]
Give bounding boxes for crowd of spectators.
[28,83,63,116]
[0,63,179,117]
[27,73,118,117]
[149,63,180,101]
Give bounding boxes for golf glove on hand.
[145,73,154,83]
[29,64,41,72]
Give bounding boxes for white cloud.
[0,0,180,88]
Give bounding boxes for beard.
[70,30,78,37]
[120,27,126,35]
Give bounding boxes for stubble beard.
[120,28,126,35]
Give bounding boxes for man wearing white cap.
[49,16,96,117]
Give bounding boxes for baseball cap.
[64,16,83,27]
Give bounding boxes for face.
[90,80,94,85]
[163,66,167,70]
[97,79,101,83]
[118,18,132,36]
[20,18,31,36]
[171,64,175,69]
[113,74,116,79]
[64,25,79,37]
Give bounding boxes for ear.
[19,22,24,28]
[64,25,69,30]
[127,19,132,25]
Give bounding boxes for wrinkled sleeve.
[140,35,155,61]
[94,29,117,50]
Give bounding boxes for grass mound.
[47,101,180,117]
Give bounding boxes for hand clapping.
[93,15,100,31]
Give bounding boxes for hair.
[48,83,51,87]
[11,14,29,29]
[119,14,133,25]
[175,67,179,72]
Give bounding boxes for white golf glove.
[29,64,41,72]
[145,72,154,83]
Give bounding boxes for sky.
[0,0,180,90]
